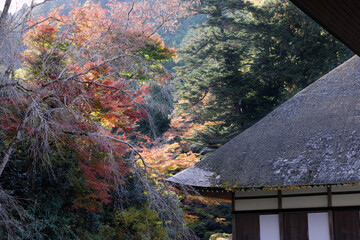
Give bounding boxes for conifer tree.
[174,0,352,148]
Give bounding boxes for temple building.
[168,1,360,239]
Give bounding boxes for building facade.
[233,185,360,240]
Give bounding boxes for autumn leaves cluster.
[0,0,197,212]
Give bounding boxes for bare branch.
[25,16,61,31]
[125,1,135,30]
[0,107,31,176]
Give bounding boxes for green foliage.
[209,233,232,240]
[113,207,167,240]
[174,0,353,148]
[3,1,355,240]
[0,147,165,240]
[135,84,173,138]
[183,200,232,240]
[161,15,207,48]
[169,2,353,237]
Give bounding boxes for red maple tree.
[0,0,194,211]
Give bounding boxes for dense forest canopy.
[0,0,353,239]
[174,0,352,148]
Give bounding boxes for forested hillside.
[0,0,352,239]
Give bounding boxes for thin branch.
[146,14,173,38]
[0,107,31,176]
[125,1,135,30]
[42,53,126,88]
[25,16,61,31]
[30,0,52,9]
[212,30,220,41]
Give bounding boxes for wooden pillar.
[232,192,237,240]
[328,211,334,240]
[278,190,284,240]
[327,186,334,240]
[279,212,284,240]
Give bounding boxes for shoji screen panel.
[308,212,330,240]
[260,214,280,240]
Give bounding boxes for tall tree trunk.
[0,0,12,25]
[0,129,21,177]
[0,111,28,177]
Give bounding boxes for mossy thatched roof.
[169,56,360,189]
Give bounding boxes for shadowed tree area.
[174,0,352,149]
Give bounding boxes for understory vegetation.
[0,0,352,239]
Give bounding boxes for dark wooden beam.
[328,210,335,240]
[234,189,360,200]
[232,206,360,215]
[290,0,360,55]
[278,190,283,210]
[327,185,332,208]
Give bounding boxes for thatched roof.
[289,0,360,56]
[168,56,360,189]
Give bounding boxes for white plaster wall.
[282,195,327,209]
[332,185,360,192]
[235,198,278,211]
[282,186,327,195]
[235,190,277,198]
[332,193,360,206]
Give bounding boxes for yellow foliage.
[215,217,226,224]
[141,99,220,176]
[184,214,199,222]
[142,144,199,175]
[204,121,225,126]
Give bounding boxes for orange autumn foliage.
[0,0,195,212]
[142,107,225,176]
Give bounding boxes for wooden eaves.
[289,0,360,56]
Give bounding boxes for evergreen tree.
[174,0,352,149]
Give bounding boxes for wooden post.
[328,210,334,240]
[279,212,284,240]
[232,192,236,240]
[278,190,283,210]
[278,190,284,240]
[327,185,332,208]
[327,186,334,240]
